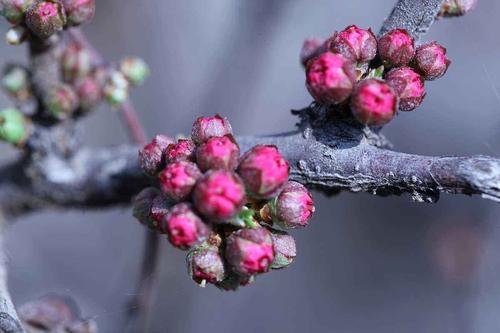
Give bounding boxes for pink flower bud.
[150,194,170,230]
[62,0,94,26]
[46,83,78,119]
[191,115,233,144]
[74,75,102,110]
[225,227,274,276]
[272,181,314,229]
[165,139,196,163]
[268,228,297,269]
[138,135,174,176]
[378,29,415,67]
[350,78,398,126]
[385,67,425,111]
[132,187,161,230]
[187,244,226,285]
[159,160,202,201]
[300,37,324,67]
[25,0,67,40]
[193,170,245,222]
[306,52,356,105]
[196,135,240,171]
[163,203,210,250]
[61,42,93,83]
[327,25,377,63]
[237,145,289,199]
[414,42,451,81]
[1,0,33,24]
[439,0,477,17]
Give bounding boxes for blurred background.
[1,0,500,332]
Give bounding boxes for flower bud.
[0,107,28,144]
[305,52,356,105]
[187,243,226,286]
[165,139,196,163]
[132,187,161,230]
[163,203,210,249]
[25,0,67,40]
[159,160,202,201]
[138,134,174,176]
[385,67,425,111]
[191,114,232,144]
[237,145,289,199]
[62,0,94,26]
[300,37,324,67]
[439,0,477,17]
[74,75,102,110]
[225,227,274,276]
[2,64,31,102]
[268,228,297,269]
[150,194,170,230]
[119,56,150,86]
[1,0,33,24]
[46,83,78,119]
[61,41,93,82]
[196,135,240,171]
[271,181,314,229]
[414,42,451,81]
[193,170,245,222]
[350,78,398,127]
[6,24,28,45]
[103,70,129,107]
[327,25,377,63]
[378,29,415,67]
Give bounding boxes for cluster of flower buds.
[0,0,95,42]
[303,25,451,126]
[133,115,315,290]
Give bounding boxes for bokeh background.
[1,0,500,332]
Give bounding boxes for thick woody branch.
[379,0,444,39]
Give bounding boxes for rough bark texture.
[1,0,494,331]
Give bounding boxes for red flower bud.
[74,75,102,110]
[1,0,33,24]
[61,42,93,83]
[327,25,377,63]
[225,227,274,276]
[46,83,78,119]
[159,160,202,201]
[165,139,196,163]
[196,135,240,171]
[191,115,233,144]
[268,228,297,269]
[272,181,314,229]
[132,187,161,230]
[300,37,324,67]
[350,78,398,126]
[306,52,356,105]
[237,145,289,199]
[385,67,425,111]
[138,135,174,176]
[414,42,451,81]
[163,203,210,250]
[187,244,226,286]
[62,0,94,26]
[439,0,477,17]
[378,29,415,67]
[193,170,245,222]
[25,0,67,40]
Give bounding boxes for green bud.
[119,57,150,86]
[2,65,31,101]
[0,107,27,144]
[103,70,129,107]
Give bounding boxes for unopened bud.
[196,135,240,171]
[25,0,67,40]
[163,203,210,250]
[385,67,425,111]
[2,64,31,102]
[119,56,150,86]
[1,0,33,24]
[0,107,28,144]
[327,25,377,63]
[103,70,129,106]
[439,0,477,17]
[191,114,233,144]
[6,24,27,45]
[378,29,415,67]
[268,228,297,269]
[187,243,226,286]
[62,0,94,26]
[414,42,451,81]
[61,41,93,82]
[138,134,174,176]
[159,160,202,201]
[46,83,78,119]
